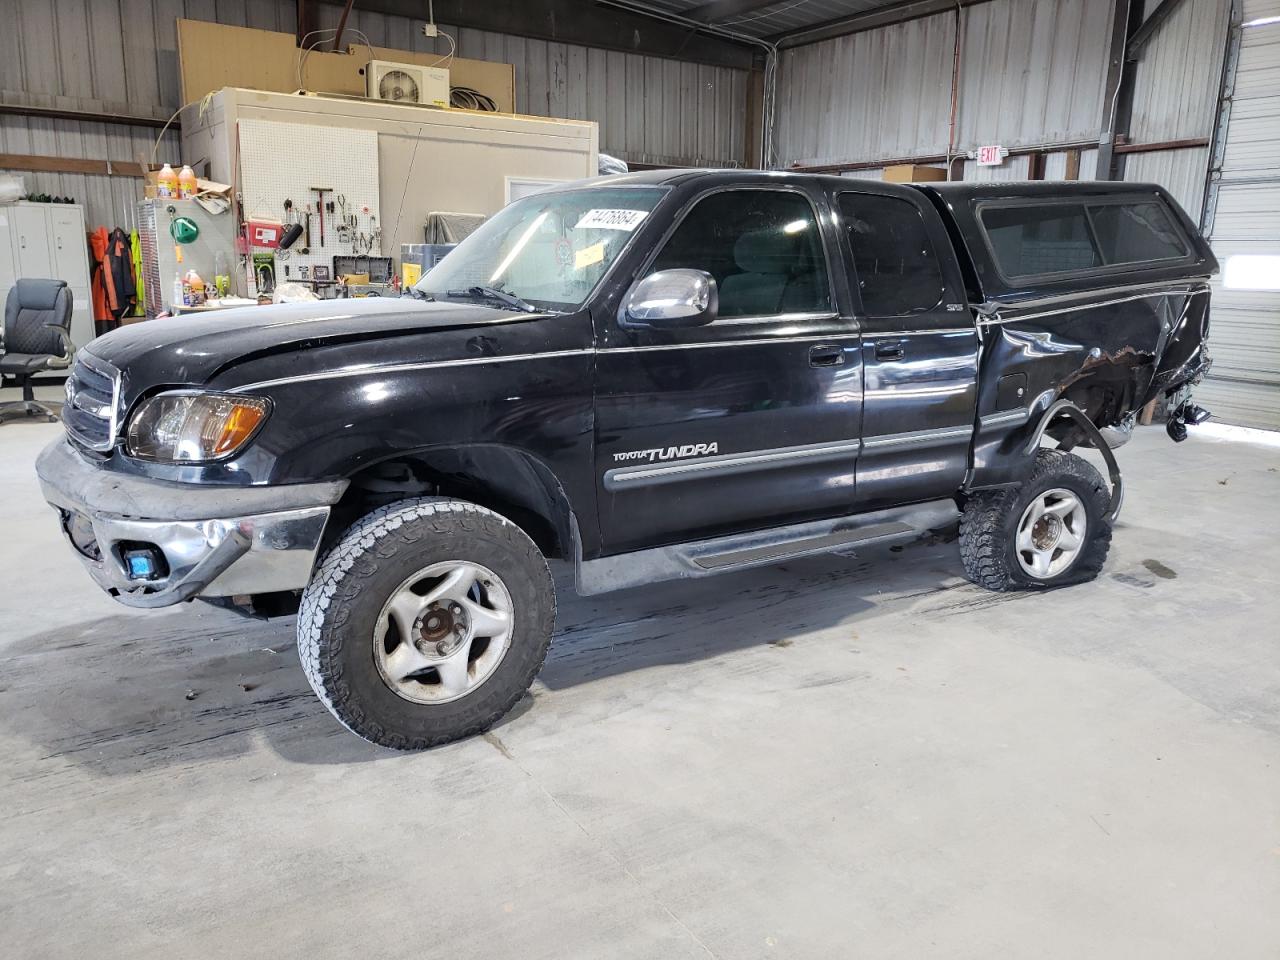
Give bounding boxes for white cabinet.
[12,205,55,277]
[0,202,95,359]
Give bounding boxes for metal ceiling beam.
[1126,0,1189,60]
[683,0,783,24]
[350,0,757,69]
[1095,0,1146,179]
[771,0,992,49]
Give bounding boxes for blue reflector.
[126,553,156,579]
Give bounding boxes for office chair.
[0,279,75,425]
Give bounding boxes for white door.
[1200,2,1280,429]
[0,208,16,299]
[46,205,95,350]
[47,206,90,289]
[11,205,53,278]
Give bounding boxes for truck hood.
[87,297,533,386]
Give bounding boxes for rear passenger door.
[593,185,864,554]
[834,185,979,509]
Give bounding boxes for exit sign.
[977,144,1004,166]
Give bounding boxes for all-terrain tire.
[297,498,555,749]
[959,449,1112,591]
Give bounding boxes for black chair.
[0,279,75,425]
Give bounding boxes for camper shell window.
[978,197,1192,282]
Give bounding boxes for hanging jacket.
[89,227,117,322]
[130,229,145,316]
[107,227,137,318]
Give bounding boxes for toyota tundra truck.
[37,171,1215,748]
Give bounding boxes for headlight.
[126,393,271,463]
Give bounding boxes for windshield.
[414,186,669,312]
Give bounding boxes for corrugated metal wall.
[1124,148,1215,219]
[1129,0,1231,143]
[0,117,178,229]
[776,0,1113,169]
[0,0,749,227]
[1122,0,1232,220]
[955,0,1111,151]
[775,12,956,167]
[318,2,748,169]
[775,0,1230,225]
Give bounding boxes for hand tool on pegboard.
[312,187,332,247]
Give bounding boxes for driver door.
[592,184,865,555]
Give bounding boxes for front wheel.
[959,449,1112,591]
[297,498,555,749]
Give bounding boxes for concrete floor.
[1,404,1278,959]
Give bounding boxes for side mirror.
[624,269,718,328]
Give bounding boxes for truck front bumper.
[36,439,348,609]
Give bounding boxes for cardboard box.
[882,164,948,183]
[177,19,516,115]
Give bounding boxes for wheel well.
[1048,376,1137,447]
[324,446,577,561]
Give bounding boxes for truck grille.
[63,354,121,452]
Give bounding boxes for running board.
[576,499,958,596]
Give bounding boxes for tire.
[297,498,555,749]
[959,449,1112,592]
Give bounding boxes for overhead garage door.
[1200,1,1280,429]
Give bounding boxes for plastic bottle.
[184,269,206,306]
[157,163,178,199]
[213,250,230,298]
[172,271,185,310]
[177,164,197,199]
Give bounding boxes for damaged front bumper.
[36,439,347,608]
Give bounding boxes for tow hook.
[1166,402,1211,443]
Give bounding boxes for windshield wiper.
[445,285,538,313]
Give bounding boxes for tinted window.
[650,190,830,318]
[981,204,1101,278]
[1089,201,1187,264]
[840,193,945,315]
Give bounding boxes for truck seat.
[719,229,818,317]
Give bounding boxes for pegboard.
[237,118,382,294]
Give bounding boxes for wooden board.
[0,153,155,177]
[177,20,515,114]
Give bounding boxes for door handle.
[809,344,845,367]
[874,340,906,362]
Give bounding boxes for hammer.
[312,186,331,247]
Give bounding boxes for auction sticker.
[576,208,650,231]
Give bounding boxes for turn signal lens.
[126,393,271,463]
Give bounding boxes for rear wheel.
[297,498,555,749]
[959,449,1112,591]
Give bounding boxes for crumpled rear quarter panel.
[969,283,1211,488]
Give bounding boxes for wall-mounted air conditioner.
[365,61,450,108]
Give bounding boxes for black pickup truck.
[37,170,1215,748]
